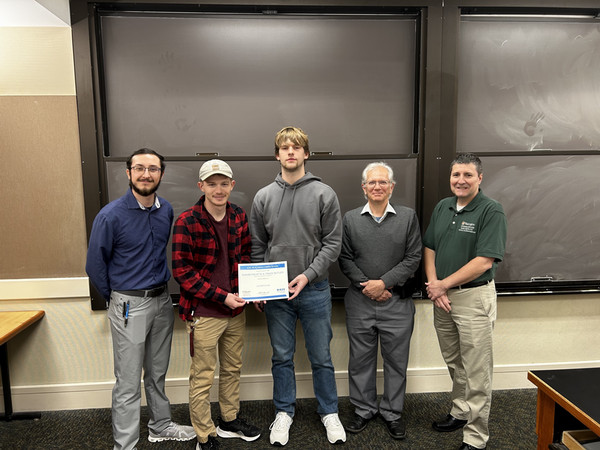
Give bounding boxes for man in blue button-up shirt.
[86,148,195,450]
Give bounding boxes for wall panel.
[0,96,87,278]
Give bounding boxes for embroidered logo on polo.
[459,221,476,233]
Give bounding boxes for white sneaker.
[269,412,293,446]
[321,413,346,444]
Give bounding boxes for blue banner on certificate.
[238,262,289,301]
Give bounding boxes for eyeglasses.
[131,165,161,174]
[364,180,390,188]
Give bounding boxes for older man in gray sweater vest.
[339,161,421,441]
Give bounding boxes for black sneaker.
[196,436,219,450]
[216,416,261,442]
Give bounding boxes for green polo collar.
[451,189,485,212]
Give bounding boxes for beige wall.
[1,10,599,414]
[2,291,600,412]
[0,26,86,278]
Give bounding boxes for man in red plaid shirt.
[172,159,260,450]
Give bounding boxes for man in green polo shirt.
[423,153,507,450]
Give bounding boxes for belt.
[116,285,166,298]
[452,280,491,290]
[392,285,412,298]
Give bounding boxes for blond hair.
[274,126,309,155]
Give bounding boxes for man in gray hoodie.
[250,126,346,447]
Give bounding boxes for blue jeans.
[264,279,338,416]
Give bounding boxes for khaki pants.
[187,312,245,443]
[434,281,496,449]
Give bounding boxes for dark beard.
[129,178,161,197]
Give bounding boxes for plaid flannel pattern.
[172,197,251,321]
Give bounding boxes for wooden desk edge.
[0,310,45,346]
[528,370,600,436]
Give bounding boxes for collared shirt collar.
[138,195,161,210]
[361,202,396,223]
[127,189,161,210]
[453,189,483,212]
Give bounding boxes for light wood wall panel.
[0,95,87,278]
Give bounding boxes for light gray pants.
[345,288,415,422]
[108,289,174,450]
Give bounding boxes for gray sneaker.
[148,421,196,442]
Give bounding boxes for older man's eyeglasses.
[131,165,161,174]
[365,180,390,188]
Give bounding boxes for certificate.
[238,262,289,301]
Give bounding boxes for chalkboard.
[100,13,417,157]
[456,16,600,287]
[481,155,600,283]
[457,18,600,152]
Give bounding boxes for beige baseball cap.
[198,159,233,181]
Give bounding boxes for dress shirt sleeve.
[85,214,113,301]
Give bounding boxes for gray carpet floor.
[0,389,538,449]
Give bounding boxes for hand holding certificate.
[238,262,289,301]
